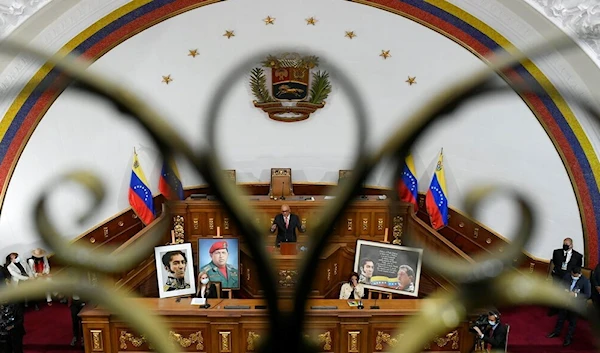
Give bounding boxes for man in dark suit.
[547,267,592,346]
[550,238,583,281]
[472,311,507,351]
[270,204,306,246]
[591,263,600,316]
[548,238,584,316]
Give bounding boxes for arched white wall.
[0,0,584,260]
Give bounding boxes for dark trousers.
[70,301,84,339]
[553,309,578,339]
[0,333,24,353]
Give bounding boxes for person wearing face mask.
[195,271,218,299]
[5,253,36,310]
[547,267,591,346]
[548,238,583,316]
[472,311,507,351]
[200,241,239,289]
[339,272,365,300]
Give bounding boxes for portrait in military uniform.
[154,243,196,298]
[198,238,239,290]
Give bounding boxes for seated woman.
[339,272,365,300]
[196,271,218,299]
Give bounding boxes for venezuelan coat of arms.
[249,53,331,122]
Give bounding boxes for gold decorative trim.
[247,268,251,281]
[486,237,492,244]
[375,331,404,350]
[270,218,274,224]
[459,222,465,228]
[327,268,331,281]
[118,220,125,226]
[334,263,338,276]
[392,215,403,245]
[224,217,230,230]
[120,330,147,349]
[424,330,459,350]
[193,218,199,230]
[219,331,232,352]
[474,227,479,238]
[90,330,103,351]
[169,330,204,350]
[103,227,109,237]
[173,215,185,244]
[377,218,384,231]
[362,218,368,231]
[302,218,307,227]
[278,270,297,287]
[347,219,353,231]
[247,331,261,351]
[348,331,360,352]
[209,218,214,230]
[89,237,96,244]
[318,331,332,350]
[272,168,290,176]
[529,263,535,273]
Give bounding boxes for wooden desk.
[81,298,475,353]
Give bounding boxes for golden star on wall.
[162,75,173,85]
[263,16,275,25]
[345,31,356,39]
[223,30,235,39]
[306,17,317,25]
[380,50,391,59]
[406,76,417,85]
[188,49,199,58]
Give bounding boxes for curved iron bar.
[202,48,369,352]
[0,32,597,353]
[0,271,178,353]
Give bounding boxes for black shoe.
[547,332,560,338]
[563,338,572,346]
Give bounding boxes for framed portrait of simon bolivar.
[198,238,240,290]
[154,243,196,298]
[354,239,423,297]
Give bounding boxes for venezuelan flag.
[425,149,448,230]
[398,155,418,212]
[158,157,184,200]
[129,151,155,225]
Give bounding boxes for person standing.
[550,238,583,281]
[270,204,306,247]
[69,295,86,347]
[27,248,52,306]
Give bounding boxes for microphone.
[370,297,379,309]
[203,298,211,309]
[280,181,286,200]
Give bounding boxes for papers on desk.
[347,301,359,307]
[190,298,206,306]
[324,196,336,200]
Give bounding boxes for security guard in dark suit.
[200,241,239,289]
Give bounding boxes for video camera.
[469,313,489,334]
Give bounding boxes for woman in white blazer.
[5,252,34,284]
[339,272,365,300]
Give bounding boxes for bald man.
[551,238,583,282]
[270,204,306,246]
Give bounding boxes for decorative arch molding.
[0,0,598,265]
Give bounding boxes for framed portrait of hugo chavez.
[198,238,240,290]
[354,239,423,297]
[154,243,196,299]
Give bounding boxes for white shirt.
[564,249,572,264]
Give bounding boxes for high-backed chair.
[338,170,352,184]
[269,168,294,198]
[224,169,236,184]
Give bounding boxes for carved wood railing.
[415,194,550,275]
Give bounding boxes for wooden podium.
[280,242,297,255]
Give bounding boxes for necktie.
[285,216,289,228]
[570,279,577,291]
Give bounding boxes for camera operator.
[472,311,507,351]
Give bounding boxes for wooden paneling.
[81,298,477,353]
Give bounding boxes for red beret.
[209,241,228,254]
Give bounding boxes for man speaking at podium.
[270,204,306,247]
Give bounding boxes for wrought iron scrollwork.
[0,34,597,353]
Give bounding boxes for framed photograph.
[354,239,423,297]
[154,243,196,298]
[198,238,240,290]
